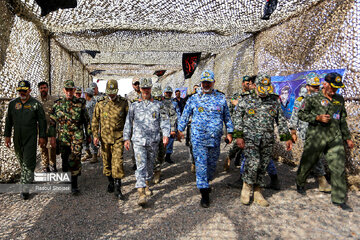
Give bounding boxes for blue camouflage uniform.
[123,96,170,188]
[178,87,234,189]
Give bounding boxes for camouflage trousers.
[60,139,82,176]
[100,139,125,179]
[14,135,37,184]
[155,136,165,172]
[242,138,273,187]
[134,143,158,188]
[40,138,56,168]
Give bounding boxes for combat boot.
[145,181,153,196]
[200,188,210,208]
[81,149,92,162]
[240,182,252,205]
[107,176,114,193]
[137,188,147,206]
[20,192,30,200]
[153,170,161,184]
[165,153,174,164]
[114,179,125,200]
[223,156,231,172]
[253,186,269,207]
[71,175,80,195]
[266,174,280,190]
[191,163,196,173]
[318,176,331,193]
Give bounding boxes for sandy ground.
[0,141,359,239]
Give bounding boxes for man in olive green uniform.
[4,80,46,200]
[296,72,354,212]
[92,80,129,200]
[37,81,57,172]
[48,80,91,195]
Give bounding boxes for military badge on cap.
[106,79,118,95]
[200,70,215,82]
[140,78,153,88]
[324,72,344,88]
[248,109,255,115]
[198,107,204,112]
[16,80,31,91]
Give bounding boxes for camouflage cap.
[75,87,82,93]
[85,87,94,95]
[90,82,98,89]
[305,72,321,86]
[106,79,118,95]
[64,80,75,89]
[200,70,215,82]
[16,80,31,91]
[163,86,173,93]
[242,75,251,82]
[152,86,163,97]
[325,72,344,88]
[140,78,153,88]
[256,73,274,95]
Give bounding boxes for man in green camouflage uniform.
[289,72,331,193]
[233,74,292,207]
[296,72,354,212]
[37,81,58,172]
[48,80,91,195]
[92,80,128,200]
[4,80,47,200]
[151,86,179,184]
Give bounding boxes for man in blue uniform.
[178,70,234,208]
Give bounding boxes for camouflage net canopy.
[0,0,360,186]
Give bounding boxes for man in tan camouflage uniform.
[125,78,142,170]
[233,74,292,207]
[37,81,57,172]
[92,80,129,200]
[49,80,91,195]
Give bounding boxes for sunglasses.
[133,82,140,85]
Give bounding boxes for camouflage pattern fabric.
[49,96,91,176]
[100,139,125,179]
[127,90,141,103]
[296,90,351,204]
[232,92,291,186]
[178,89,234,189]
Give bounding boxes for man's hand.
[226,134,233,144]
[291,129,297,143]
[5,137,11,148]
[93,137,99,146]
[316,114,331,123]
[38,138,46,148]
[50,137,56,149]
[346,139,354,149]
[178,131,185,140]
[236,138,245,149]
[170,131,176,137]
[163,136,169,147]
[124,140,131,151]
[285,140,293,151]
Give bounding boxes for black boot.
[114,179,125,200]
[200,188,210,208]
[71,175,80,195]
[107,176,114,193]
[165,153,174,164]
[20,192,30,200]
[266,174,280,190]
[296,184,306,195]
[132,164,137,171]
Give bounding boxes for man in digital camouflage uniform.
[289,72,331,193]
[126,78,142,171]
[37,81,57,172]
[151,86,179,184]
[49,80,91,195]
[178,70,234,208]
[92,80,128,200]
[82,87,99,163]
[233,74,292,207]
[124,78,170,206]
[296,72,354,212]
[4,80,46,200]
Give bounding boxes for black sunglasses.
[133,82,140,85]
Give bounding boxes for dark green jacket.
[298,91,351,141]
[4,96,47,139]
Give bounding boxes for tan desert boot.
[318,176,331,193]
[137,188,147,206]
[241,182,252,205]
[253,186,269,207]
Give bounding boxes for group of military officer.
[4,69,354,211]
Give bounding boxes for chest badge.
[248,109,255,115]
[198,107,204,112]
[152,112,156,118]
[269,109,276,117]
[103,112,108,118]
[321,99,329,106]
[15,103,22,110]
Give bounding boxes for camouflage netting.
[0,0,359,187]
